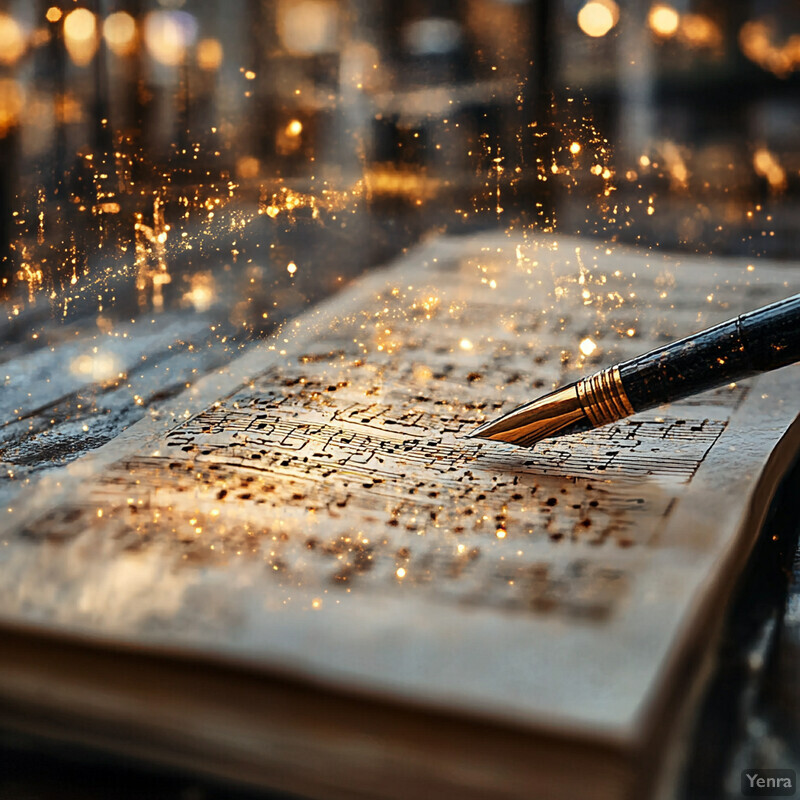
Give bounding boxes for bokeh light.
[143,10,198,66]
[103,12,137,57]
[196,37,223,70]
[648,4,680,38]
[0,78,23,136]
[278,0,338,55]
[63,8,98,66]
[577,0,619,38]
[0,13,26,66]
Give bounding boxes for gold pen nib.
[467,383,589,447]
[467,366,636,447]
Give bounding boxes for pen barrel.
[618,293,800,412]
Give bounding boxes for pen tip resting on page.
[467,383,593,447]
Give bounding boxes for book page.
[1,231,798,743]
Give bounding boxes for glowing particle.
[569,142,582,155]
[287,261,297,275]
[286,119,303,137]
[496,528,507,539]
[46,7,62,23]
[311,598,322,609]
[626,328,636,337]
[396,567,406,579]
[244,69,256,80]
[579,337,597,356]
[459,338,473,351]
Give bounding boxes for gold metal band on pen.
[576,366,635,429]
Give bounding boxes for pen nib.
[468,383,591,447]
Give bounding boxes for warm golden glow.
[103,12,137,56]
[278,0,338,55]
[660,141,689,189]
[569,141,582,155]
[144,10,196,66]
[236,155,260,180]
[196,37,223,70]
[183,272,216,312]
[577,0,618,38]
[679,13,722,49]
[64,8,97,66]
[134,198,172,310]
[739,20,800,78]
[0,78,22,135]
[0,14,26,66]
[648,4,679,37]
[64,8,96,41]
[69,351,121,382]
[579,337,597,356]
[45,7,62,23]
[364,166,438,200]
[286,119,303,137]
[753,147,787,192]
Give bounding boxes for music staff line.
[165,406,727,482]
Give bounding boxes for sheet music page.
[1,231,798,741]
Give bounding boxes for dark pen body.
[469,294,800,447]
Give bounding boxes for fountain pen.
[468,293,800,448]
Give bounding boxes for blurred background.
[0,0,799,330]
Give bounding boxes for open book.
[1,232,798,799]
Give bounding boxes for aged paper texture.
[1,232,798,742]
